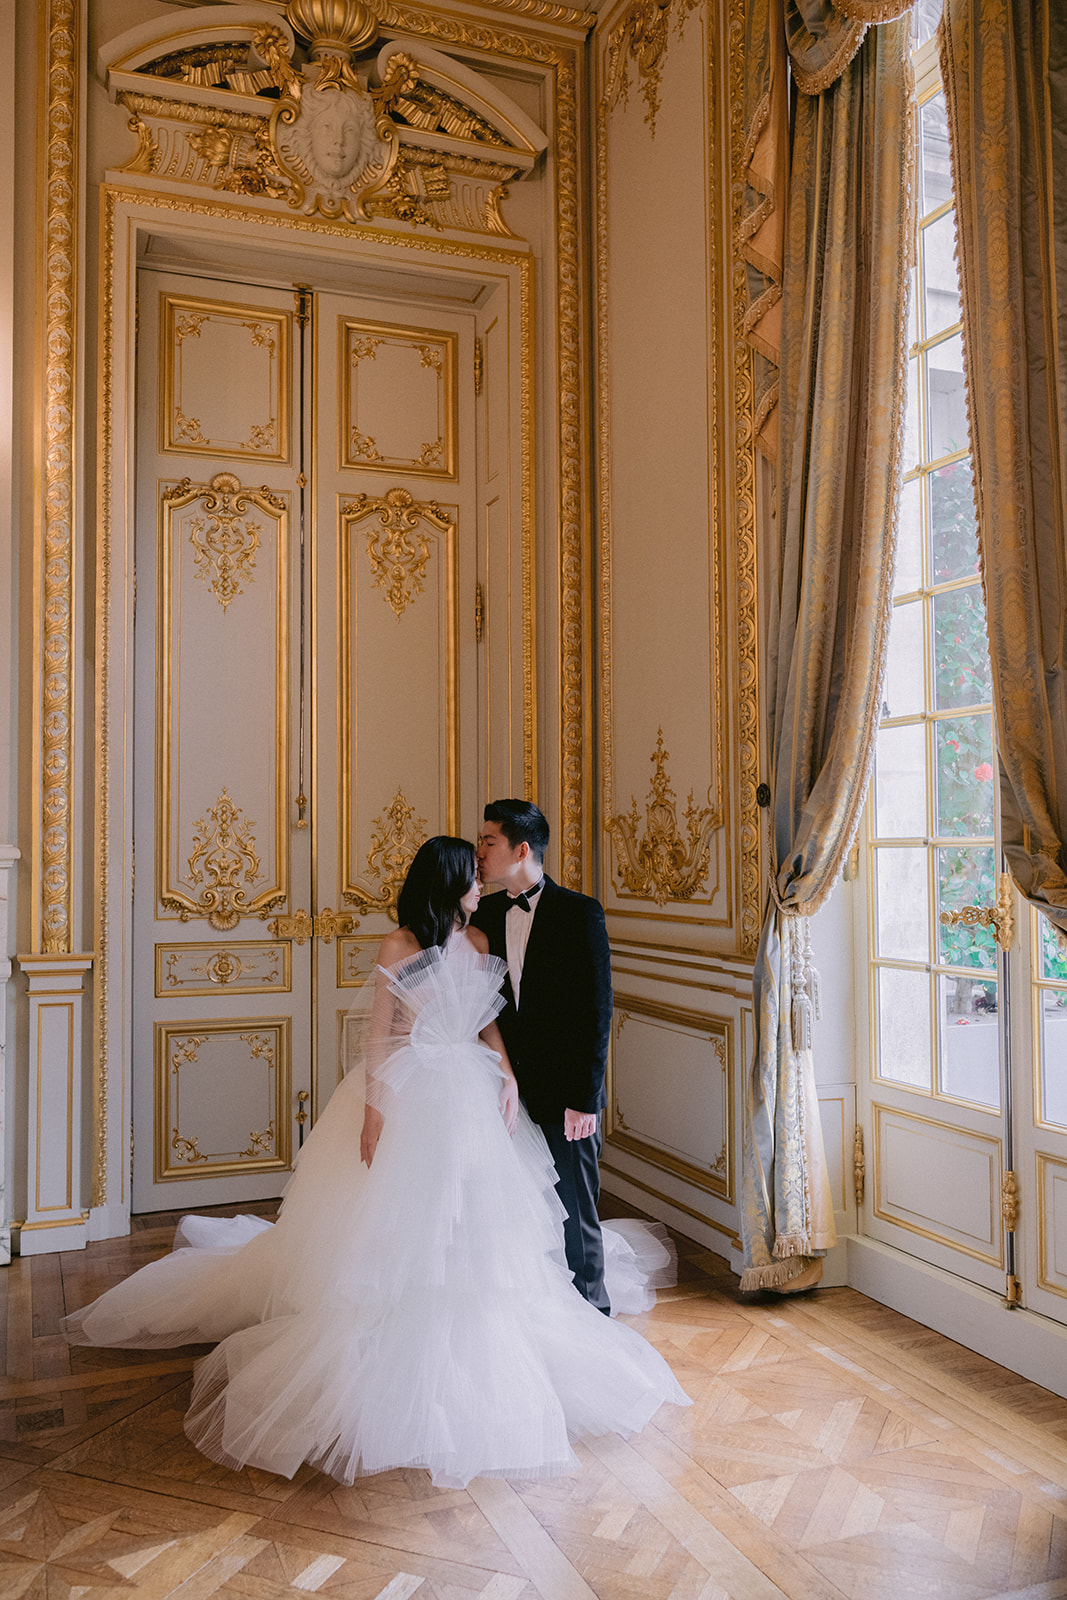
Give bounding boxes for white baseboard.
[845,1234,1067,1400]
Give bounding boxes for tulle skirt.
[63,1037,689,1488]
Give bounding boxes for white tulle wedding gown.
[63,937,689,1488]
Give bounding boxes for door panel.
[311,291,479,1110]
[134,271,310,1213]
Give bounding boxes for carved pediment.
[98,3,548,235]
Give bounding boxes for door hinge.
[294,284,312,328]
[1001,1169,1019,1232]
[1005,1274,1022,1308]
[939,871,1016,951]
[474,335,484,397]
[852,1124,865,1208]
[475,580,485,643]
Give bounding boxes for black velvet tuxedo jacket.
[472,876,613,1126]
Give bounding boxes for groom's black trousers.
[537,1116,610,1315]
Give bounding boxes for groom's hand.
[564,1108,596,1141]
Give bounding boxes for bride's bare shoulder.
[377,927,422,967]
[463,926,490,955]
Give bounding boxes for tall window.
[869,25,999,1107]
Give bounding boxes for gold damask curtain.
[940,0,1067,938]
[740,0,915,457]
[740,9,914,1291]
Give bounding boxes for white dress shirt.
[505,883,542,1008]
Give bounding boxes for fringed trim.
[772,1232,813,1260]
[837,0,915,22]
[790,18,867,96]
[739,1254,825,1292]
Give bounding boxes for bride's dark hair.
[396,836,477,949]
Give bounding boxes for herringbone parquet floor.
[1,1201,1066,1600]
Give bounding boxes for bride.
[63,837,689,1489]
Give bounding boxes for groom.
[473,800,613,1313]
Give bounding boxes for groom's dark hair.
[484,799,549,863]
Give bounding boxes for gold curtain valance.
[786,0,914,96]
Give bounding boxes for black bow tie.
[507,880,544,913]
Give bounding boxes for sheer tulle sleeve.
[348,961,410,1109]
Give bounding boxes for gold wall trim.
[161,295,291,463]
[155,941,292,998]
[341,318,459,479]
[1036,1152,1067,1302]
[154,1017,292,1181]
[607,992,734,1201]
[157,474,289,929]
[729,0,761,957]
[34,0,81,954]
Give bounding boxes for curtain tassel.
[789,914,821,1052]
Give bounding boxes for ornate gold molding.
[607,731,719,906]
[162,789,284,931]
[602,0,700,134]
[345,788,428,920]
[180,471,266,610]
[36,0,80,955]
[729,0,762,957]
[344,486,452,619]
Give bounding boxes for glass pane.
[938,973,1000,1108]
[920,94,953,215]
[1040,914,1067,982]
[935,714,995,835]
[907,263,918,352]
[921,210,961,340]
[876,847,929,961]
[876,967,932,1089]
[934,585,992,709]
[937,845,998,968]
[884,599,925,718]
[875,723,928,838]
[1039,988,1067,1127]
[913,0,943,51]
[926,333,969,460]
[929,458,978,582]
[903,355,921,471]
[896,476,923,594]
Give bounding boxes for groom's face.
[476,823,524,887]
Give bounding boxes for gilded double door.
[132,266,504,1212]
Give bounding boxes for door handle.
[938,872,1015,951]
[267,907,359,945]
